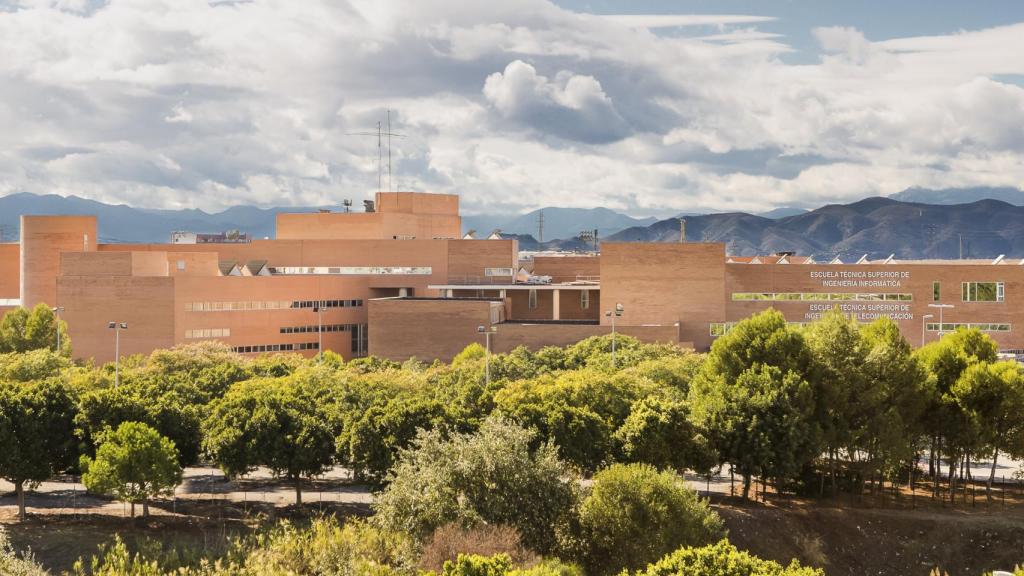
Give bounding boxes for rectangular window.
[933,281,940,302]
[528,289,538,309]
[580,290,590,310]
[962,282,1004,302]
[484,267,514,277]
[177,259,186,271]
[731,292,913,302]
[926,323,1011,332]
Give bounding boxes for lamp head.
[108,321,116,329]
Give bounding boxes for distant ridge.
[890,186,1024,206]
[3,191,1024,260]
[607,196,1024,260]
[0,192,329,243]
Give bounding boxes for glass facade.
[732,292,912,302]
[926,323,1010,332]
[961,282,1004,302]
[268,266,431,275]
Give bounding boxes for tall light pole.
[313,301,324,364]
[605,302,624,368]
[928,304,954,339]
[921,314,934,347]
[477,325,496,385]
[107,321,127,387]
[52,306,64,355]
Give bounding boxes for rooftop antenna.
[342,199,352,213]
[347,111,404,192]
[680,218,686,243]
[537,210,545,243]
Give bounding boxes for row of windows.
[185,328,231,339]
[485,267,514,276]
[291,300,363,309]
[185,299,362,312]
[732,292,913,302]
[280,324,361,334]
[962,282,1005,302]
[267,266,432,275]
[927,323,1011,332]
[232,342,320,354]
[710,321,806,337]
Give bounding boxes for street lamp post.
[927,304,954,339]
[921,314,934,347]
[477,325,497,385]
[605,303,624,368]
[52,306,64,355]
[107,321,127,387]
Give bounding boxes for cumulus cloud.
[483,60,630,143]
[0,0,1022,216]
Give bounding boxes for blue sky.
[556,0,1024,61]
[0,0,1022,216]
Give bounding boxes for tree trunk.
[142,498,150,518]
[987,447,1000,500]
[928,437,936,478]
[15,480,26,521]
[948,453,957,504]
[294,478,302,506]
[130,501,136,518]
[742,473,751,500]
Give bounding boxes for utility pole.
[959,234,963,260]
[680,218,686,243]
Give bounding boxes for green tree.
[915,328,998,496]
[952,360,1024,495]
[80,421,182,518]
[803,310,865,491]
[575,463,725,575]
[0,307,28,354]
[630,540,823,576]
[615,397,715,473]
[0,305,69,355]
[341,395,459,484]
[0,379,78,520]
[857,318,930,490]
[0,349,70,382]
[203,378,335,505]
[373,416,579,555]
[75,385,203,466]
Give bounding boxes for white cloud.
[602,14,776,29]
[0,0,1021,216]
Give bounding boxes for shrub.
[373,416,579,555]
[575,463,726,575]
[0,527,47,576]
[631,540,823,576]
[242,517,418,575]
[420,524,537,571]
[438,554,581,576]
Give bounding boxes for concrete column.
[552,289,560,320]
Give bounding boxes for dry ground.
[3,471,1024,575]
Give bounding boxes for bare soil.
[715,491,1024,576]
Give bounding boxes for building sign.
[805,302,913,321]
[810,270,910,288]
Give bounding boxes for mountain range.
[1,187,1022,260]
[607,197,1024,260]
